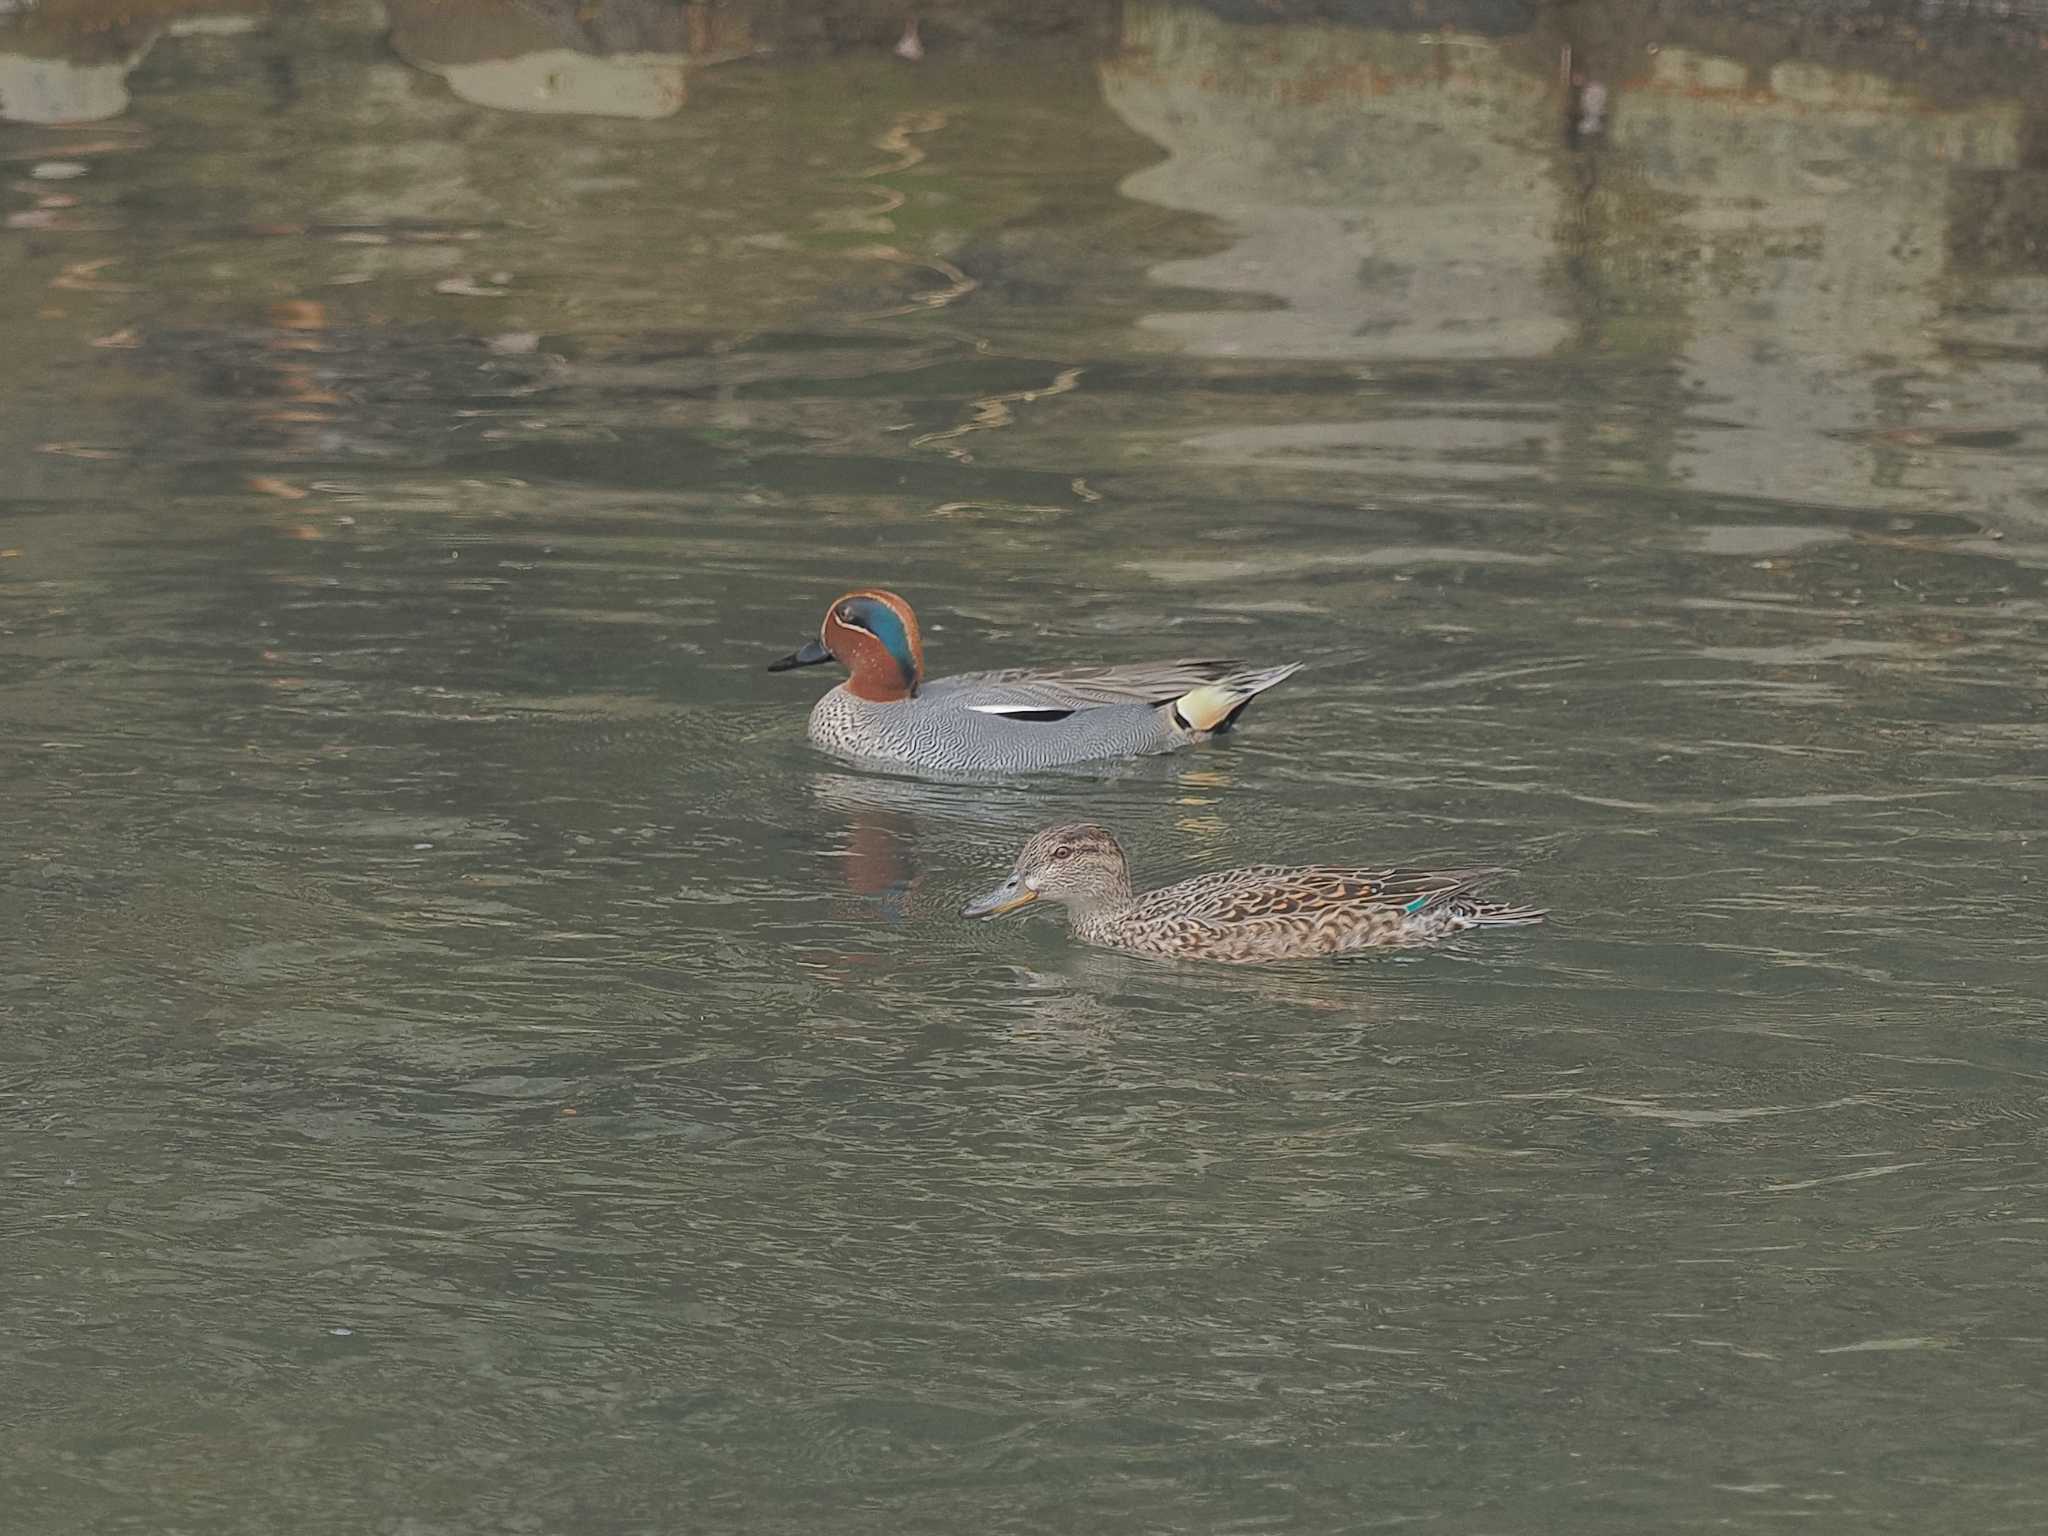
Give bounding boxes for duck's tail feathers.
[1424,869,1545,929]
[1457,901,1547,928]
[1172,662,1304,734]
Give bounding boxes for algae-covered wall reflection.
[1097,1,2047,524]
[1105,4,1568,363]
[0,0,1136,499]
[6,0,2041,523]
[1603,48,2032,517]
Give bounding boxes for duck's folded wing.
[923,659,1251,718]
[1149,866,1513,923]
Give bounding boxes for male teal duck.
[768,589,1300,774]
[962,823,1545,964]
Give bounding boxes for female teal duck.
[768,589,1299,773]
[962,823,1545,964]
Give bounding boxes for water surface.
[4,2,2046,1531]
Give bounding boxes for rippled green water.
[4,3,2046,1531]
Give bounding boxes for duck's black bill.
[767,639,832,672]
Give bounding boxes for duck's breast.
[808,687,1178,771]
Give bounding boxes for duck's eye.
[1051,846,1072,861]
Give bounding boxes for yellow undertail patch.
[1174,682,1245,734]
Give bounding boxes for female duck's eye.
[1051,846,1072,861]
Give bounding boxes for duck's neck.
[1064,880,1136,939]
[843,667,914,703]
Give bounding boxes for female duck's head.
[961,822,1134,919]
[768,589,924,701]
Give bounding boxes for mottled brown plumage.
[961,823,1545,964]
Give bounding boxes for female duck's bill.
[960,873,1036,919]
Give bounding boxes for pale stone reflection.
[1098,6,2042,524]
[1611,48,2028,516]
[411,48,687,119]
[1101,3,1567,364]
[0,7,268,124]
[1099,3,1568,486]
[387,0,760,119]
[0,40,152,123]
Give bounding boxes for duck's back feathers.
[1084,863,1545,960]
[1135,864,1509,924]
[926,658,1257,716]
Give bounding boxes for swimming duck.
[768,589,1300,773]
[961,822,1545,963]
